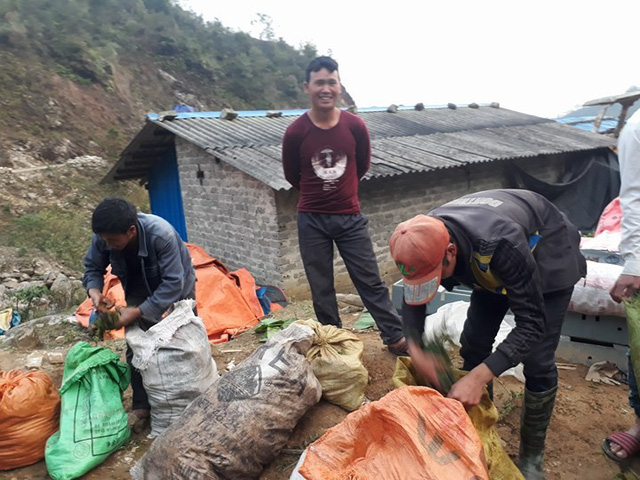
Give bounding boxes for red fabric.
[75,244,263,342]
[0,370,60,470]
[282,111,370,214]
[595,197,622,236]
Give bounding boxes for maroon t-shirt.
[282,111,371,214]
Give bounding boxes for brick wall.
[176,137,565,299]
[365,156,564,287]
[276,156,564,299]
[176,138,283,286]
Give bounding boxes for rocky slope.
[0,0,322,297]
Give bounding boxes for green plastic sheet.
[45,342,130,480]
[354,311,375,331]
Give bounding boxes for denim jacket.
[82,213,196,322]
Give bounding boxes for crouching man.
[82,198,196,432]
[389,189,585,479]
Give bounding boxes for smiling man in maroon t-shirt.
[282,56,406,354]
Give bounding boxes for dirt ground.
[0,301,635,480]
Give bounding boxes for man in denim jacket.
[82,197,196,431]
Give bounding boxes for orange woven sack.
[0,370,61,470]
[300,386,488,480]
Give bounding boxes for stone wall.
[176,138,283,286]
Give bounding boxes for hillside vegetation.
[0,0,318,271]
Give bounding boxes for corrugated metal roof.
[104,105,615,188]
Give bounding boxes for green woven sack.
[45,342,130,480]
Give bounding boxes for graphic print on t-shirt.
[311,147,347,191]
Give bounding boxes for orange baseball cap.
[389,215,450,305]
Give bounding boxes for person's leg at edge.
[126,344,150,433]
[126,344,150,410]
[519,287,573,480]
[298,212,341,327]
[123,295,152,410]
[605,350,640,459]
[335,213,405,351]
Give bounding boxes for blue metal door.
[147,147,188,241]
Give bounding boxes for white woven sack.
[125,299,218,438]
[569,261,626,317]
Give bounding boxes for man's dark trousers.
[297,212,404,345]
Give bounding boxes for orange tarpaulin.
[187,243,263,341]
[75,243,263,342]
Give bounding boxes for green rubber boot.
[518,386,557,480]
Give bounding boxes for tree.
[251,13,274,41]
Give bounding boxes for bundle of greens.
[421,331,455,395]
[254,317,297,341]
[91,310,120,341]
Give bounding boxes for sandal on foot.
[602,432,640,463]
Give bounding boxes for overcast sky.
[180,0,640,118]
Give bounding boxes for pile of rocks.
[0,249,86,318]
